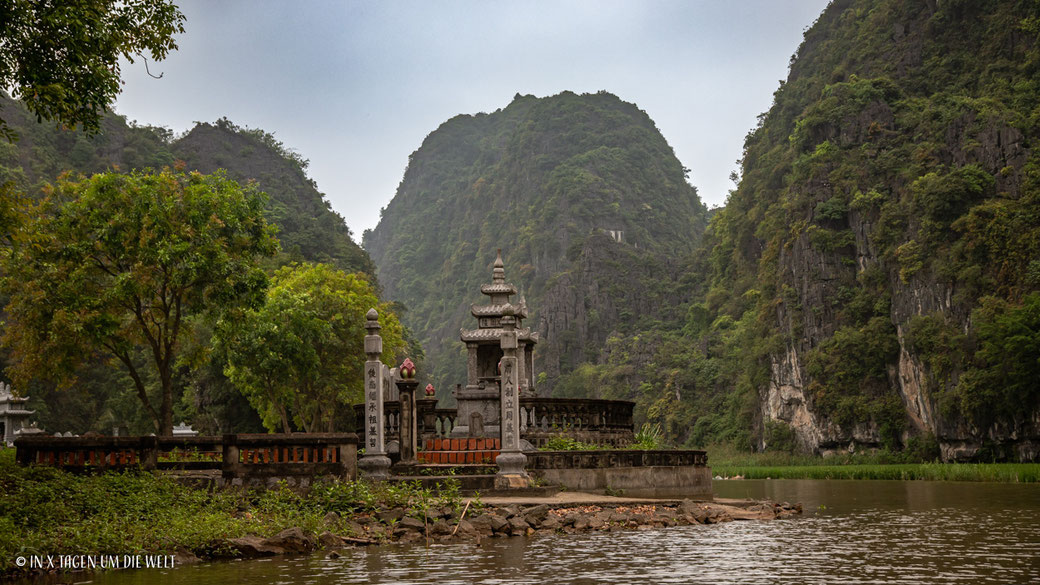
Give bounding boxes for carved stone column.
[517,341,529,397]
[358,308,391,481]
[466,342,479,387]
[495,305,529,488]
[395,359,419,465]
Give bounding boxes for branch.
[138,54,165,79]
[110,347,161,428]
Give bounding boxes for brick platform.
[418,438,500,464]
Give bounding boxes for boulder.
[173,546,201,565]
[455,519,477,537]
[399,517,427,532]
[540,515,561,530]
[227,535,284,557]
[318,531,345,548]
[489,514,510,534]
[508,516,530,535]
[263,527,316,553]
[343,520,366,536]
[430,519,452,536]
[469,515,495,534]
[523,504,550,524]
[377,508,405,524]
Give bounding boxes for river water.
[39,480,1040,584]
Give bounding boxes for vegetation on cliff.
[680,0,1040,457]
[364,91,707,400]
[367,1,1040,461]
[0,96,390,435]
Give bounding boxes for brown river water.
[27,479,1040,584]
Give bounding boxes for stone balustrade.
[353,400,457,443]
[525,449,708,470]
[519,397,635,447]
[14,433,358,484]
[354,397,634,448]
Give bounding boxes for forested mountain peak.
[0,95,378,434]
[0,95,374,277]
[699,0,1040,460]
[365,90,707,399]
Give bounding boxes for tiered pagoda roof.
[460,250,538,345]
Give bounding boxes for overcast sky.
[114,0,831,236]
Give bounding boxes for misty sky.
[114,0,832,236]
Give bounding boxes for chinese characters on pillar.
[366,364,380,450]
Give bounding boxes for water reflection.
[36,480,1040,585]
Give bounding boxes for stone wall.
[526,450,712,499]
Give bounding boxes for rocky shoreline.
[5,498,801,579]
[221,498,802,560]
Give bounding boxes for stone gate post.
[495,304,530,488]
[358,308,391,481]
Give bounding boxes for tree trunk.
[159,365,174,436]
[279,404,292,434]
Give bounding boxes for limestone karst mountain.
[368,0,1040,461]
[696,0,1040,460]
[364,91,708,403]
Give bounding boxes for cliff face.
[364,91,707,400]
[715,0,1040,460]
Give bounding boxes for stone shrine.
[452,250,538,438]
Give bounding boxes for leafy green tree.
[949,294,1040,427]
[0,168,278,435]
[220,263,406,433]
[0,0,185,140]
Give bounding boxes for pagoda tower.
[0,382,34,446]
[452,250,538,437]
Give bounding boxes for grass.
[703,444,1040,482]
[0,448,463,576]
[711,463,1040,482]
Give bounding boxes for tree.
[0,168,278,435]
[220,263,407,433]
[0,0,185,140]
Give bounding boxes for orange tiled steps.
[417,438,500,464]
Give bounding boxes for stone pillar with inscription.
[495,304,529,488]
[358,308,391,481]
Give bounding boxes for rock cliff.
[713,0,1040,460]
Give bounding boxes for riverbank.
[705,444,1040,482]
[0,448,796,580]
[712,463,1040,482]
[218,497,800,562]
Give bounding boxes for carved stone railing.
[525,449,707,470]
[14,435,223,470]
[222,433,357,483]
[14,433,358,482]
[353,400,455,444]
[519,397,635,448]
[355,397,635,448]
[430,408,457,438]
